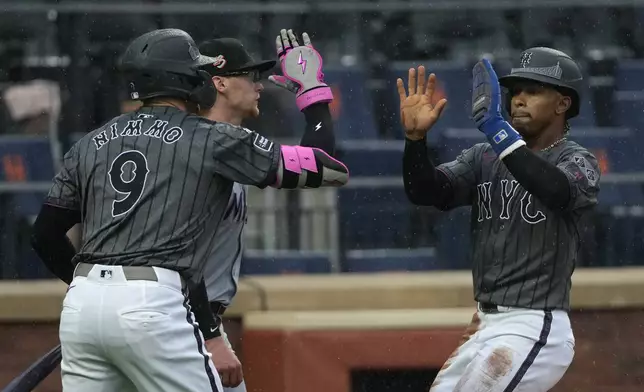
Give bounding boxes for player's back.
[72,106,232,278]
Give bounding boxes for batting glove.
[268,29,333,111]
[471,58,526,159]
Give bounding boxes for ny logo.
[477,180,546,225]
[520,52,533,68]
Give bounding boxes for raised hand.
[397,66,447,141]
[268,28,333,111]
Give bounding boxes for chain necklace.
[540,137,567,152]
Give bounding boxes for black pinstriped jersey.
[45,105,279,282]
[437,140,600,310]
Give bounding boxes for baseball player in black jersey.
[400,48,600,391]
[30,28,348,392]
[193,30,337,391]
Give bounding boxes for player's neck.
[525,127,566,152]
[204,104,243,126]
[146,98,190,112]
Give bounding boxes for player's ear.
[212,76,227,93]
[556,94,571,116]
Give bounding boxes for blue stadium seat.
[598,208,644,267]
[435,207,472,270]
[615,60,644,91]
[337,141,403,177]
[613,94,644,132]
[0,136,58,279]
[240,250,332,275]
[570,127,639,173]
[342,247,445,272]
[338,185,416,250]
[324,67,379,140]
[0,135,55,218]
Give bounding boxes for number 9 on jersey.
[108,150,150,218]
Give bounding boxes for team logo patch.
[253,134,273,152]
[585,168,597,185]
[573,155,586,167]
[100,270,113,279]
[212,55,227,69]
[493,129,508,144]
[520,52,533,68]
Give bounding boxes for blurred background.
[1,1,644,391]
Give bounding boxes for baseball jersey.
[203,182,247,305]
[437,140,600,311]
[44,105,279,283]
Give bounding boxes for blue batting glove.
[471,59,526,159]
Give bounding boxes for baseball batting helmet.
[499,47,583,119]
[118,28,218,109]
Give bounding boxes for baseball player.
[195,29,337,390]
[30,28,348,392]
[400,48,600,391]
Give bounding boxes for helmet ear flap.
[189,70,217,110]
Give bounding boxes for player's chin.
[511,118,531,136]
[248,105,260,118]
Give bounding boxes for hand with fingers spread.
[268,28,333,111]
[397,66,448,141]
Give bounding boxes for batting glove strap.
[273,145,349,189]
[295,85,334,112]
[481,118,526,158]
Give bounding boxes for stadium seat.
[323,68,379,140]
[337,186,416,250]
[342,247,444,272]
[336,140,404,177]
[0,136,56,279]
[0,135,55,218]
[614,60,644,91]
[435,207,472,270]
[240,250,332,275]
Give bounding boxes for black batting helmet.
[499,47,583,119]
[118,29,218,109]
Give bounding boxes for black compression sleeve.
[300,103,335,156]
[188,279,221,340]
[502,145,571,210]
[403,138,453,207]
[31,204,81,284]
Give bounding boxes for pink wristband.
[296,87,334,111]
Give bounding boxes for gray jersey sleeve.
[45,142,81,211]
[436,143,483,208]
[206,122,281,187]
[556,147,601,210]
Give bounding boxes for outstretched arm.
[397,66,480,210]
[268,29,336,156]
[206,121,348,190]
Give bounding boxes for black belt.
[478,302,500,313]
[209,301,227,317]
